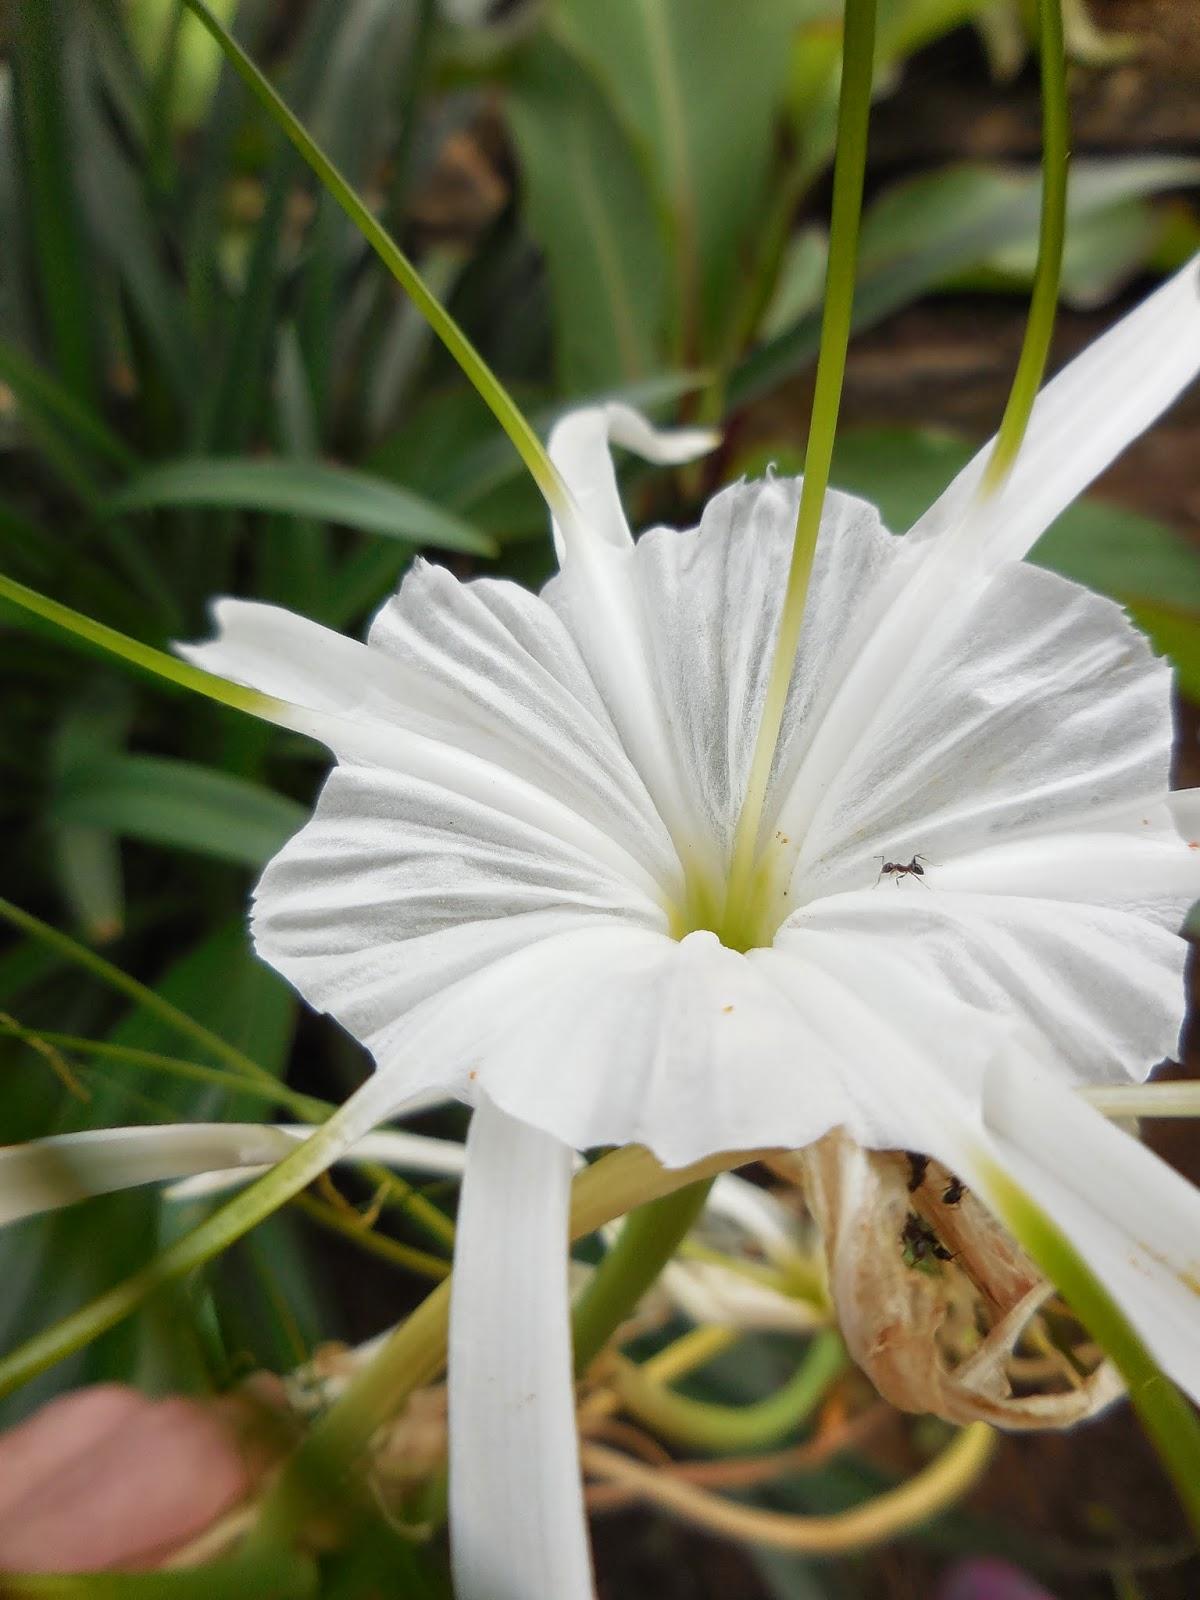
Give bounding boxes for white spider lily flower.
[177,258,1200,1600]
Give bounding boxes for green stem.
[176,0,570,523]
[721,0,876,948]
[0,896,273,1083]
[986,1159,1200,1536]
[0,572,286,722]
[982,0,1068,490]
[614,1328,847,1454]
[0,1020,327,1119]
[1,1020,455,1248]
[572,1179,713,1375]
[248,1147,760,1545]
[0,1546,317,1600]
[294,1192,449,1282]
[0,905,456,1249]
[0,1102,387,1399]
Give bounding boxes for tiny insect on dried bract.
[900,1211,955,1271]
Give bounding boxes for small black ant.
[900,1212,954,1269]
[876,854,931,886]
[904,1151,929,1193]
[942,1176,965,1206]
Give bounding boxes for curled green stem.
[613,1328,847,1453]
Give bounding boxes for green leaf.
[105,457,496,554]
[551,0,799,360]
[1126,603,1200,706]
[961,194,1184,310]
[126,0,241,129]
[0,337,139,471]
[67,18,200,413]
[108,918,296,1098]
[11,0,97,402]
[505,36,667,391]
[734,157,1200,406]
[196,0,349,455]
[48,685,133,942]
[1034,498,1200,614]
[0,921,297,1420]
[759,227,829,341]
[257,324,331,614]
[51,753,306,870]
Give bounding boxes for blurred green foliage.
[0,0,1197,1589]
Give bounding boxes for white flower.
[174,257,1200,1599]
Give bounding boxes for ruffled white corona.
[177,258,1200,1600]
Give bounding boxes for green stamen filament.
[720,0,877,951]
[981,0,1069,492]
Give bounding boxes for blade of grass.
[196,0,346,457]
[179,0,572,521]
[12,0,97,402]
[0,1020,327,1121]
[0,895,275,1085]
[68,26,199,414]
[48,686,133,943]
[0,338,139,471]
[261,324,329,614]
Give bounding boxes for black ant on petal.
[876,854,931,886]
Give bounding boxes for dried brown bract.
[792,1130,1122,1428]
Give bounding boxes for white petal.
[181,577,680,903]
[919,823,1200,927]
[752,948,1200,1408]
[1168,786,1200,842]
[607,476,901,857]
[250,748,674,1117]
[546,402,718,560]
[978,1059,1200,1405]
[908,254,1200,564]
[449,1098,593,1600]
[364,564,674,884]
[375,926,859,1165]
[771,546,1174,902]
[749,939,1001,1156]
[543,408,722,858]
[706,1172,803,1266]
[0,1123,300,1225]
[776,887,1185,1090]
